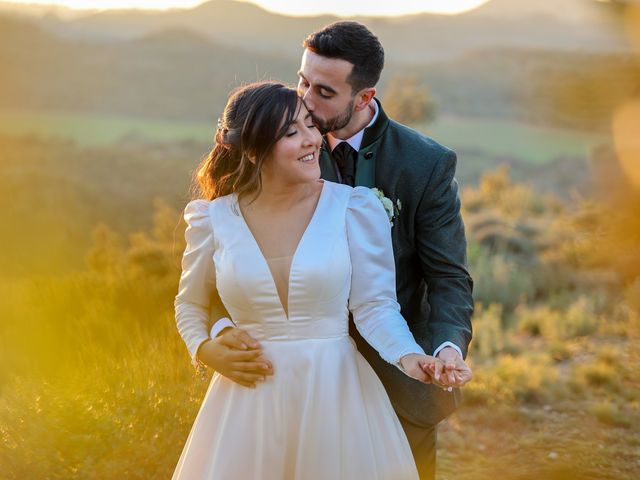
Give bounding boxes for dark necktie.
[332,142,356,187]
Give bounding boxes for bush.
[561,297,599,338]
[469,303,505,361]
[547,341,572,362]
[516,296,598,341]
[473,223,536,256]
[588,401,631,428]
[382,75,437,125]
[470,251,536,311]
[464,353,559,405]
[574,362,621,392]
[462,166,556,218]
[625,278,640,314]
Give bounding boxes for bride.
[173,81,442,479]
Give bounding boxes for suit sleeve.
[415,149,474,357]
[174,200,219,367]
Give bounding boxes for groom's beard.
[313,99,355,135]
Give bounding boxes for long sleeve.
[346,187,426,369]
[415,150,474,357]
[174,200,216,367]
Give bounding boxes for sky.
[2,0,492,16]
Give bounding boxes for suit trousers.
[398,415,437,480]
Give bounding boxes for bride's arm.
[346,187,434,381]
[174,200,217,368]
[175,200,273,385]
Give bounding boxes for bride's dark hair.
[193,81,300,201]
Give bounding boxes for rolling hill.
[1,14,636,129]
[0,0,629,63]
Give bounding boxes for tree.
[382,75,437,126]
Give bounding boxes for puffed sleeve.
[346,187,426,370]
[174,200,216,368]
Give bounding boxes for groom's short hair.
[303,21,384,94]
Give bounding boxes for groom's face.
[297,49,356,135]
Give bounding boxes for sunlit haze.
[2,0,491,16]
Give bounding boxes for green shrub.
[575,361,622,392]
[561,297,599,338]
[474,223,536,256]
[588,401,631,428]
[548,341,572,362]
[462,166,559,218]
[469,303,505,361]
[464,353,559,406]
[516,296,598,341]
[470,252,536,311]
[625,278,640,313]
[517,304,553,337]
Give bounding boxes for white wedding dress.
[173,181,423,480]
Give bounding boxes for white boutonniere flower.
[371,188,402,226]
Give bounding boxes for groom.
[204,21,473,480]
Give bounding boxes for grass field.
[0,109,214,147]
[0,109,608,165]
[1,131,637,478]
[1,250,637,479]
[423,115,608,165]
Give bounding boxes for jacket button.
[364,152,373,159]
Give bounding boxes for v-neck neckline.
[234,181,327,320]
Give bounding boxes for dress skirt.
[172,336,418,480]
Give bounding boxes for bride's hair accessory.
[215,117,230,148]
[215,117,242,150]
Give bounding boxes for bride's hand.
[399,354,443,384]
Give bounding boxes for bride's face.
[262,102,322,186]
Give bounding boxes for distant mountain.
[0,16,297,121]
[1,15,635,129]
[467,0,613,23]
[0,1,84,20]
[0,0,628,63]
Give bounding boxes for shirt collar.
[326,100,379,153]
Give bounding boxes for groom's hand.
[217,326,261,350]
[198,328,273,388]
[431,346,472,388]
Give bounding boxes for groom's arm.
[209,298,235,338]
[415,148,474,359]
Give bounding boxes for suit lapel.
[321,98,392,189]
[364,100,395,195]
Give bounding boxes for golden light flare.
[623,3,640,52]
[612,3,640,190]
[612,99,640,190]
[1,0,490,15]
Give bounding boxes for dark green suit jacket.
[321,99,474,427]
